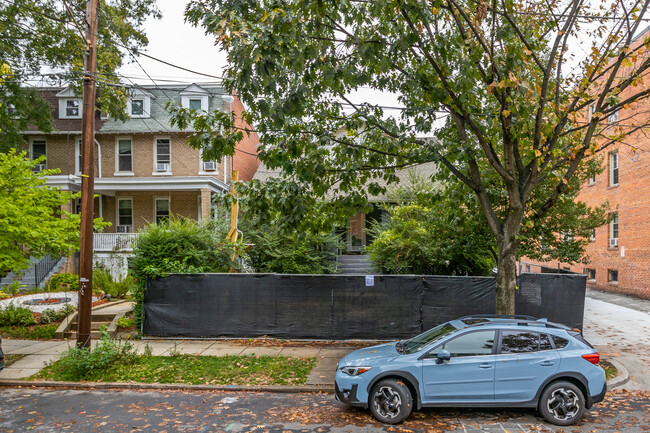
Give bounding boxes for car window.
[438,330,495,357]
[552,335,569,349]
[403,323,457,354]
[540,333,553,351]
[500,330,541,353]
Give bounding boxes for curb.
[606,358,629,390]
[0,379,333,394]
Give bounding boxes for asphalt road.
[0,388,648,433]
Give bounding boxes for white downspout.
[94,138,102,178]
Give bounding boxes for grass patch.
[4,354,25,367]
[0,324,58,340]
[34,353,317,385]
[600,360,618,381]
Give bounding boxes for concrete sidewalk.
[0,337,356,385]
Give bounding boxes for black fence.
[143,272,586,339]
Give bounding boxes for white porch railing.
[93,233,138,252]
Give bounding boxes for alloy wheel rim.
[373,386,402,419]
[547,388,580,421]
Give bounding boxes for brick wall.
[37,133,227,181]
[522,34,650,300]
[230,95,261,181]
[101,190,203,232]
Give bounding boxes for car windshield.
[399,323,458,354]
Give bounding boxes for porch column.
[200,188,212,220]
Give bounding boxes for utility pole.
[77,0,99,349]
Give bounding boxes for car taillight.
[582,353,600,365]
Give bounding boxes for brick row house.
[23,83,259,277]
[520,30,650,299]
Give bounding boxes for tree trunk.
[495,233,518,315]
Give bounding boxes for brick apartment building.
[21,83,259,276]
[521,31,650,299]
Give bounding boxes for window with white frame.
[59,99,82,119]
[608,109,619,124]
[200,150,218,172]
[588,172,596,185]
[588,103,596,122]
[155,198,170,224]
[75,138,83,174]
[117,198,133,231]
[155,138,171,172]
[609,151,619,186]
[590,228,596,242]
[131,99,144,116]
[609,213,618,247]
[31,139,46,172]
[117,138,133,172]
[180,85,209,111]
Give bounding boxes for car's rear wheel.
[538,381,585,426]
[369,378,413,424]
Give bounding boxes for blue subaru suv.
[335,315,606,426]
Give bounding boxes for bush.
[129,217,243,330]
[38,304,75,324]
[46,327,136,381]
[0,304,36,326]
[47,273,79,292]
[116,316,134,329]
[93,268,134,299]
[39,308,59,324]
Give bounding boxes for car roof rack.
[459,314,539,321]
[465,319,569,330]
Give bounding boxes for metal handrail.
[34,254,62,288]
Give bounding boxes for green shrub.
[39,308,59,324]
[39,304,75,324]
[46,327,136,381]
[93,268,134,299]
[4,281,28,296]
[116,316,134,329]
[47,273,79,292]
[0,304,36,326]
[129,216,243,330]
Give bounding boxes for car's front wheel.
[369,378,413,424]
[538,380,585,426]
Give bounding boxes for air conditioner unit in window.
[156,163,169,172]
[610,238,618,247]
[32,164,46,173]
[116,225,131,233]
[203,161,217,171]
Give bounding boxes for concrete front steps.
[56,300,133,340]
[336,254,372,274]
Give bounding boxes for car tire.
[538,380,585,426]
[369,378,413,424]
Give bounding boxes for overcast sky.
[119,0,228,85]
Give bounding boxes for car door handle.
[478,363,494,369]
[540,361,554,366]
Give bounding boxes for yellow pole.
[227,170,239,272]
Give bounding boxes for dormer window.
[58,98,82,119]
[180,84,209,112]
[189,98,203,110]
[131,99,144,116]
[127,89,152,118]
[66,100,80,117]
[57,87,83,119]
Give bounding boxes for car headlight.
[341,366,372,376]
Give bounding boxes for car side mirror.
[436,349,451,364]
